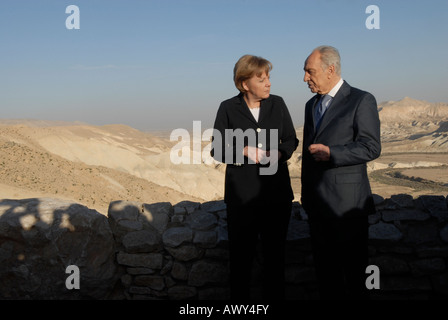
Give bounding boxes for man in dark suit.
[300,46,381,299]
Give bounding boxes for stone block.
[163,226,193,247]
[382,209,430,222]
[369,222,403,241]
[134,275,165,291]
[188,260,229,287]
[417,195,448,221]
[410,258,446,276]
[369,255,410,275]
[185,210,218,230]
[165,244,204,262]
[117,252,163,269]
[168,285,197,300]
[141,202,173,233]
[193,230,217,248]
[441,224,448,243]
[123,229,162,253]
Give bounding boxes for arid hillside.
[0,121,223,215]
[368,97,448,197]
[378,97,448,153]
[0,97,447,214]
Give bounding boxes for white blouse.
[249,107,260,122]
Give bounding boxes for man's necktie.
[314,94,332,130]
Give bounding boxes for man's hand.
[309,144,330,162]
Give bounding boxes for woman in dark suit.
[211,55,298,300]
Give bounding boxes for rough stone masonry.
[0,194,447,299]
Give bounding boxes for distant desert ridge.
[0,97,447,214]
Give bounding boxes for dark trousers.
[226,202,292,300]
[308,212,369,300]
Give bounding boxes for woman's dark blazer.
[211,93,298,206]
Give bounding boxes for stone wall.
[0,198,117,299]
[368,194,448,299]
[0,195,447,300]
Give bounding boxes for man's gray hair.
[315,45,341,76]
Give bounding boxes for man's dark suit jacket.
[301,81,381,218]
[212,93,298,206]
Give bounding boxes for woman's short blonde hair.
[233,55,273,93]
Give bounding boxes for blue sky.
[1,0,447,131]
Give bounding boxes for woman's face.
[242,71,271,101]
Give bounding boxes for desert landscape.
[0,97,447,215]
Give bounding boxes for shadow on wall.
[0,198,117,299]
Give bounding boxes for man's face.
[303,51,332,95]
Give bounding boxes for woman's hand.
[243,147,281,164]
[243,146,266,163]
